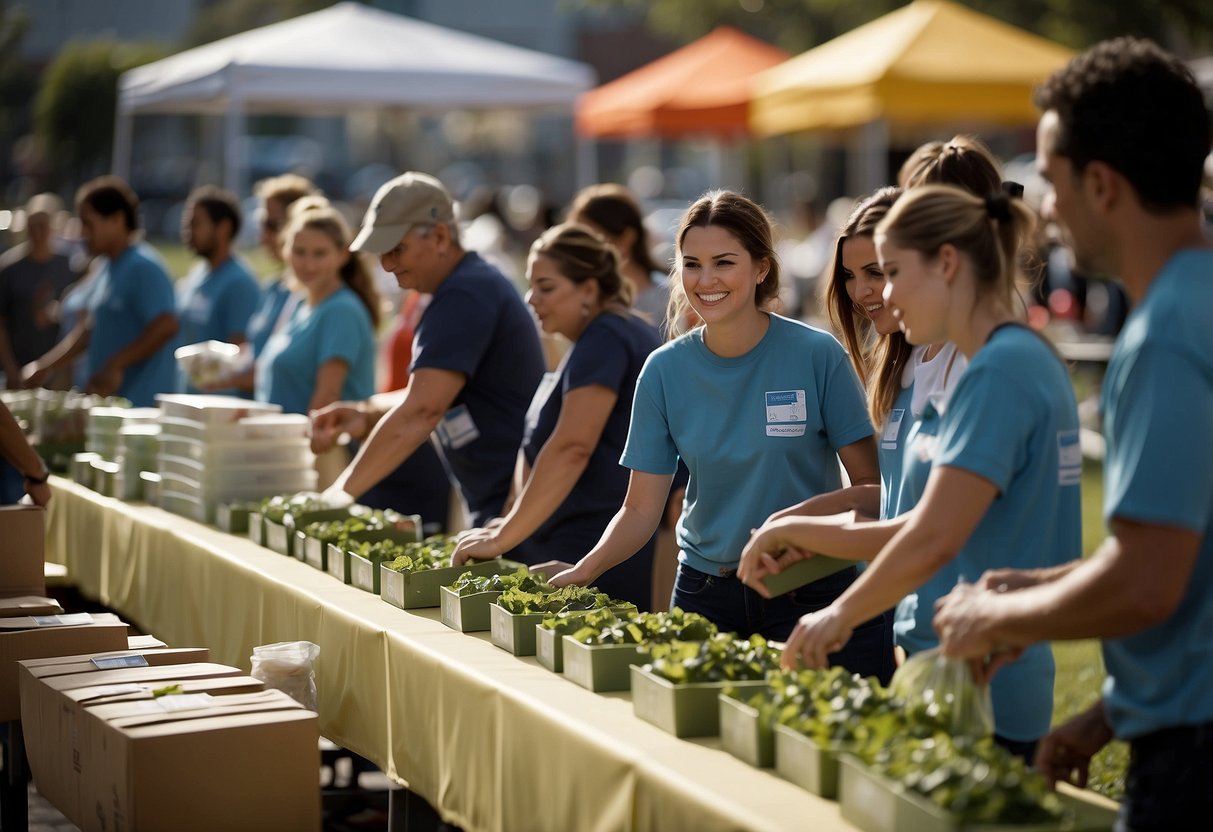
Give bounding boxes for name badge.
[765,389,806,437]
[882,408,906,449]
[1057,429,1082,486]
[436,404,480,450]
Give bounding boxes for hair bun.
[984,193,1013,222]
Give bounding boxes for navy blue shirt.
[412,252,544,525]
[522,311,661,542]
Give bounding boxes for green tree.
[185,0,336,47]
[0,1,36,191]
[574,0,1213,54]
[34,40,166,191]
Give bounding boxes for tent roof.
[119,2,595,115]
[576,26,789,139]
[750,0,1074,135]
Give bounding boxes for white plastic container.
[158,414,309,442]
[158,436,313,468]
[154,394,281,424]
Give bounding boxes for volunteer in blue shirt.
[255,203,377,415]
[748,184,1080,759]
[246,175,317,361]
[549,191,889,677]
[21,176,178,407]
[312,172,545,527]
[934,39,1213,828]
[176,185,260,393]
[452,223,661,609]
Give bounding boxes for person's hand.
[1034,703,1114,790]
[86,363,123,397]
[21,361,50,390]
[310,401,370,454]
[737,520,814,597]
[318,484,355,509]
[452,532,504,566]
[530,560,577,581]
[24,479,51,507]
[781,606,852,670]
[976,567,1041,593]
[934,582,1023,685]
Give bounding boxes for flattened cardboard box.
[0,505,46,598]
[19,662,249,827]
[0,613,129,720]
[0,596,61,618]
[84,689,319,832]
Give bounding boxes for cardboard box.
[380,558,522,610]
[629,665,766,738]
[84,693,319,832]
[126,635,168,650]
[0,612,129,720]
[719,690,774,768]
[439,586,502,632]
[836,754,1118,832]
[774,723,840,797]
[562,639,644,693]
[0,504,47,598]
[0,596,62,617]
[19,661,255,826]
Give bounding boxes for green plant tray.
[562,639,645,692]
[216,501,257,535]
[760,554,855,598]
[534,626,564,672]
[247,511,266,546]
[774,723,840,797]
[489,604,548,656]
[719,690,774,768]
[380,559,523,610]
[629,665,766,738]
[837,755,1118,832]
[439,587,504,632]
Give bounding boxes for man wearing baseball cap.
[312,172,544,527]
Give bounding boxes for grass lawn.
[1050,461,1128,800]
[147,238,279,282]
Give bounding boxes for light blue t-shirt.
[246,276,295,359]
[622,314,873,574]
[255,286,375,415]
[1100,249,1213,740]
[176,255,260,393]
[879,381,916,521]
[895,325,1082,741]
[85,245,177,408]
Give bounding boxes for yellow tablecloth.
[44,478,1117,831]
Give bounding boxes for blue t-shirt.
[255,286,375,415]
[176,256,260,393]
[879,381,916,521]
[622,314,873,574]
[85,245,177,407]
[247,277,295,359]
[1100,249,1213,740]
[412,252,544,525]
[894,325,1081,741]
[522,311,661,544]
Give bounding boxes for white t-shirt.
[902,342,967,418]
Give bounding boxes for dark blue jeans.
[1116,721,1213,831]
[671,564,895,684]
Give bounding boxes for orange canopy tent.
[576,26,790,140]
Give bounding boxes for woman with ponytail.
[452,223,660,609]
[745,185,1081,760]
[254,203,379,415]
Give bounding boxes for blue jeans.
[1116,721,1213,831]
[671,564,895,684]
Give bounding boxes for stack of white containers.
[86,407,161,497]
[117,424,160,500]
[155,394,318,524]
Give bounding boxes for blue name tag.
[91,655,150,670]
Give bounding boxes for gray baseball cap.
[350,172,455,255]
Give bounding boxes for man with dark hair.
[0,194,77,387]
[176,185,259,392]
[22,176,179,407]
[934,38,1213,831]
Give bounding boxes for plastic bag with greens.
[889,647,994,738]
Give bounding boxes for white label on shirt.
[765,390,807,437]
[437,404,480,450]
[881,408,906,449]
[911,432,938,464]
[1057,429,1082,486]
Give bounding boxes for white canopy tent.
[114,2,597,192]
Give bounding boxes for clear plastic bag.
[889,647,994,738]
[250,641,320,712]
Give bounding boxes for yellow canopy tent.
[750,0,1074,190]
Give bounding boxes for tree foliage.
[575,0,1213,55]
[184,0,335,47]
[34,40,166,191]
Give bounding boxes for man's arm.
[86,313,179,396]
[330,368,464,499]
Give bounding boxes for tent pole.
[112,99,133,180]
[224,92,246,195]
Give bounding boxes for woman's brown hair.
[530,222,634,312]
[282,204,381,329]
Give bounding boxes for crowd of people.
[0,36,1209,829]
